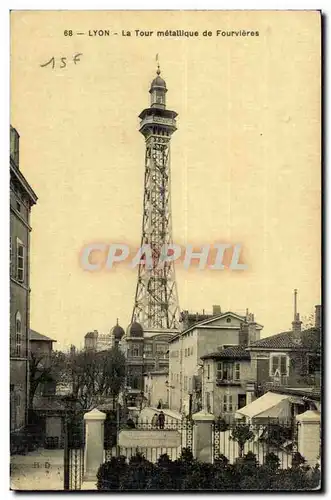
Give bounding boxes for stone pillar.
[192,411,215,463]
[84,408,106,481]
[295,410,321,467]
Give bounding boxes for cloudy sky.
[11,10,321,349]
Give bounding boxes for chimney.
[292,289,302,338]
[239,322,249,346]
[212,304,221,315]
[315,305,321,328]
[239,314,258,346]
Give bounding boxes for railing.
[104,417,193,463]
[213,418,298,469]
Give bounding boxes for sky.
[10,10,321,350]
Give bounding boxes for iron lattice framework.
[132,67,180,330]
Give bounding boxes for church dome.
[111,322,125,340]
[127,321,144,337]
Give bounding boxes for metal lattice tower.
[132,63,180,330]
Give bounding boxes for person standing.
[158,411,165,430]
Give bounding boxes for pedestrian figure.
[152,413,158,428]
[158,411,165,430]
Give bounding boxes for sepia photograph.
[9,9,321,491]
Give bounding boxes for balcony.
[216,378,242,387]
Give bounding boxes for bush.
[97,450,321,491]
[10,427,41,455]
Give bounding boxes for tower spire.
[131,65,180,330]
[156,53,161,75]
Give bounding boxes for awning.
[235,392,291,419]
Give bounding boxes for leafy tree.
[69,347,126,410]
[230,423,255,457]
[28,350,66,408]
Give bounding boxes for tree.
[28,350,66,408]
[69,347,126,410]
[230,423,255,458]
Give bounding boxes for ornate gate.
[64,411,85,490]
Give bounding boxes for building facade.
[10,126,38,432]
[144,370,169,409]
[168,308,263,414]
[121,322,175,406]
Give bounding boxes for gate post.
[83,408,106,482]
[192,411,215,463]
[295,410,321,467]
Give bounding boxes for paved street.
[10,449,64,491]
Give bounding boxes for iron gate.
[104,415,194,463]
[64,411,85,490]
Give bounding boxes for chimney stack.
[239,314,259,346]
[212,304,221,316]
[315,305,322,328]
[292,289,302,338]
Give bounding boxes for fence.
[104,416,193,463]
[213,418,298,468]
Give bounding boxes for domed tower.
[111,319,125,348]
[132,60,180,330]
[127,321,144,338]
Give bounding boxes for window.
[16,239,24,283]
[184,376,188,391]
[226,318,231,323]
[223,394,233,412]
[16,201,21,212]
[156,344,166,353]
[207,364,210,380]
[15,311,22,357]
[217,362,240,381]
[234,363,240,381]
[191,346,194,355]
[270,354,288,376]
[185,348,187,357]
[132,345,139,357]
[144,344,153,357]
[188,377,192,393]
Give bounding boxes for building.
[84,322,125,352]
[201,345,252,421]
[122,322,174,406]
[144,370,169,409]
[168,307,263,414]
[10,126,38,432]
[29,330,57,405]
[248,301,321,394]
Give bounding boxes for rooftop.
[201,345,250,361]
[249,327,320,350]
[30,329,56,343]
